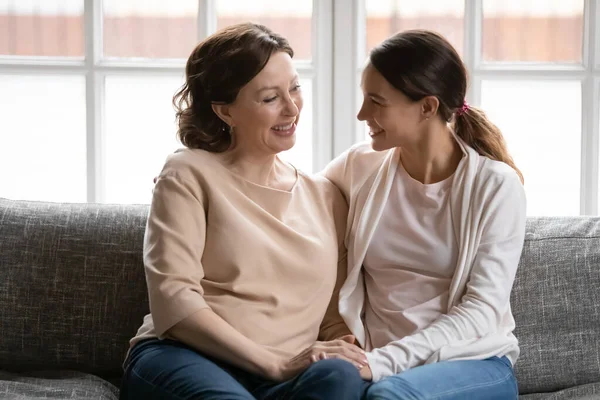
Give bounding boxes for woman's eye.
[264,96,278,103]
[291,84,301,92]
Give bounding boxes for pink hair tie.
[457,100,469,116]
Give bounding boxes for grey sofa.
[0,197,599,399]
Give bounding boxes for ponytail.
[453,106,524,184]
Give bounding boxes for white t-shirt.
[324,140,526,381]
[363,161,458,350]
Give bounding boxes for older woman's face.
[227,51,303,156]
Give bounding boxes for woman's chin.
[271,136,297,154]
[370,137,392,152]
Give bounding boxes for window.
[2,0,599,216]
[333,0,599,216]
[0,0,326,204]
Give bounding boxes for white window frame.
[334,0,600,215]
[2,0,597,212]
[0,0,332,202]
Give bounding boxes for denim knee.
[364,379,395,400]
[307,359,363,393]
[314,359,360,377]
[365,377,423,400]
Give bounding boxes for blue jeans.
[120,338,364,400]
[363,356,518,400]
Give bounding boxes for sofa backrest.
[0,198,149,380]
[1,198,600,392]
[512,217,600,394]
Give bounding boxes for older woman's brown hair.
[173,23,293,152]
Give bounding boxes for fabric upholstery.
[512,217,600,394]
[0,198,150,380]
[519,381,600,399]
[0,370,118,399]
[1,199,600,397]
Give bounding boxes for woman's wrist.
[256,351,283,380]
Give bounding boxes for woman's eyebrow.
[256,75,299,93]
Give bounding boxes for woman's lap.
[364,356,518,400]
[120,338,363,400]
[120,338,255,400]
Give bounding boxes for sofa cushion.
[0,198,150,380]
[0,369,118,399]
[519,381,600,399]
[512,217,600,395]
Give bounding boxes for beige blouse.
[130,148,350,359]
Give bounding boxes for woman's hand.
[359,364,373,381]
[315,335,373,381]
[269,335,368,381]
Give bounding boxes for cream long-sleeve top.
[323,136,527,382]
[129,148,350,359]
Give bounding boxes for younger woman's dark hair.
[369,29,523,183]
[173,23,293,152]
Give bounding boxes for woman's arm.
[147,170,367,380]
[168,308,282,377]
[364,172,527,382]
[321,146,353,204]
[319,249,354,341]
[319,184,354,342]
[145,173,281,377]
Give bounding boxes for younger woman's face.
[357,63,424,151]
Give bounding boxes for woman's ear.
[211,103,234,128]
[421,96,439,119]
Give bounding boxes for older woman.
[120,23,366,400]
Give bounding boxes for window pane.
[365,0,464,60]
[104,75,183,204]
[481,80,581,216]
[0,0,84,57]
[103,0,197,59]
[0,75,86,202]
[482,0,583,63]
[216,0,312,61]
[279,78,313,173]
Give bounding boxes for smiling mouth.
[271,121,297,137]
[272,122,295,131]
[369,128,384,137]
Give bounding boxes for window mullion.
[595,0,600,69]
[464,0,482,106]
[312,0,333,172]
[84,0,102,202]
[333,0,361,156]
[198,0,216,40]
[581,0,599,214]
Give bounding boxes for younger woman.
[325,30,526,399]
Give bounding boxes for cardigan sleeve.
[144,172,211,337]
[319,247,353,341]
[319,183,353,341]
[321,147,353,204]
[365,171,527,381]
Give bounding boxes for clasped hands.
[270,334,373,382]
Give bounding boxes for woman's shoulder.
[159,148,218,183]
[471,156,526,211]
[296,170,348,232]
[323,141,389,186]
[343,141,388,164]
[477,156,522,188]
[297,168,345,199]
